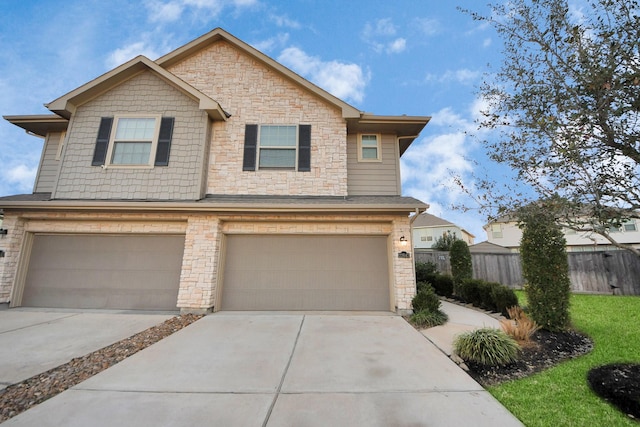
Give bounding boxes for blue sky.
[0,0,507,241]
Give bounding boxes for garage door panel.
[22,235,184,310]
[221,235,390,311]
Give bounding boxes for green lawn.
[490,293,640,426]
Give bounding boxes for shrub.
[412,284,441,313]
[431,274,454,298]
[459,279,519,316]
[519,204,571,331]
[410,309,449,328]
[491,285,519,316]
[459,279,482,305]
[450,239,472,291]
[453,327,520,366]
[500,306,540,343]
[415,261,437,283]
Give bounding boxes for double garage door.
[221,235,391,311]
[22,234,185,311]
[21,233,391,311]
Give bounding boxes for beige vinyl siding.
[347,134,400,195]
[34,132,63,193]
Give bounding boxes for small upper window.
[109,117,160,166]
[491,224,503,239]
[624,221,637,232]
[258,125,297,169]
[358,134,381,162]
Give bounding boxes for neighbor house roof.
[468,241,512,253]
[412,212,455,228]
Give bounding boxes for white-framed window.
[421,236,427,241]
[624,220,637,232]
[258,125,297,169]
[106,115,161,166]
[357,134,381,162]
[491,224,503,239]
[427,236,433,241]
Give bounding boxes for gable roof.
[45,56,229,121]
[412,212,455,228]
[157,28,362,119]
[468,241,512,254]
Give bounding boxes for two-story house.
[485,216,640,252]
[412,212,474,249]
[0,29,429,314]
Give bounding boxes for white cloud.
[401,101,491,239]
[2,164,37,194]
[387,38,406,54]
[413,17,441,36]
[251,33,290,53]
[278,47,369,104]
[425,68,481,85]
[270,13,301,29]
[362,18,406,55]
[145,0,258,23]
[482,38,492,48]
[106,41,163,68]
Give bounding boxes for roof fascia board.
[45,56,228,121]
[0,200,427,214]
[156,28,361,119]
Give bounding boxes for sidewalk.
[422,300,503,357]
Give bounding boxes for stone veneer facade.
[0,211,415,313]
[167,40,349,196]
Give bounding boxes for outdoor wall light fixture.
[399,235,408,246]
[0,229,7,236]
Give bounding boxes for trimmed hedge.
[459,279,518,316]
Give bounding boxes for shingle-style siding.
[34,132,63,193]
[347,134,401,195]
[53,71,208,200]
[167,40,348,196]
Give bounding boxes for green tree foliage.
[519,204,572,331]
[432,231,458,251]
[461,0,640,257]
[450,239,472,290]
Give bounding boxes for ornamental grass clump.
[453,327,520,366]
[410,309,448,328]
[500,306,540,344]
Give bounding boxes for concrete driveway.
[4,312,522,426]
[0,309,173,390]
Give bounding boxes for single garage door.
[22,234,185,310]
[221,235,390,311]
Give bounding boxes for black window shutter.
[298,124,311,172]
[243,124,258,171]
[92,117,113,166]
[155,117,174,166]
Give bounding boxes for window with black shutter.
[243,124,311,172]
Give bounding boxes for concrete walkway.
[422,300,503,357]
[4,310,523,427]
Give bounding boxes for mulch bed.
[0,314,203,423]
[465,329,593,387]
[587,363,640,420]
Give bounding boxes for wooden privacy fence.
[414,249,640,295]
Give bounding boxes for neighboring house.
[412,212,474,249]
[0,28,430,314]
[485,217,640,252]
[468,241,512,254]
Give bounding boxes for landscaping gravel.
[0,314,203,423]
